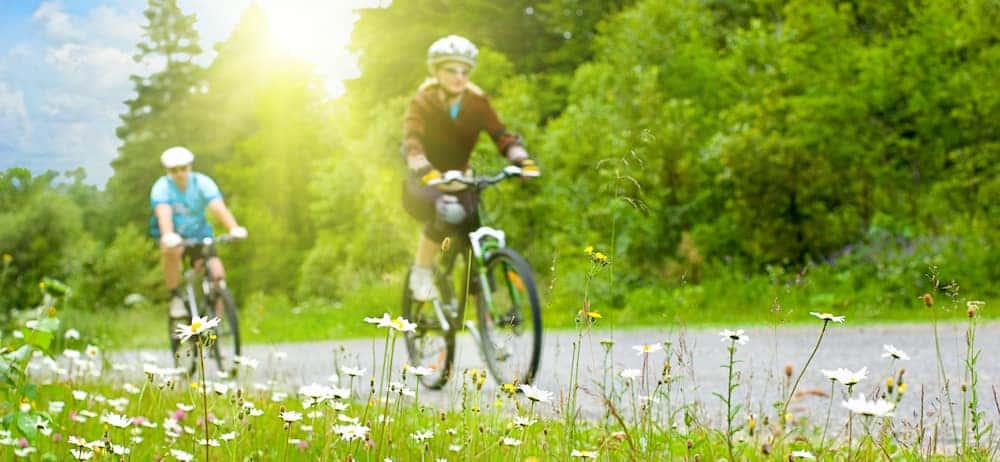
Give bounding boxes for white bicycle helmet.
[427,35,478,73]
[160,146,194,168]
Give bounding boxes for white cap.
[160,146,194,168]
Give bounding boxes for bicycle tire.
[207,287,241,377]
[475,247,542,386]
[401,249,468,389]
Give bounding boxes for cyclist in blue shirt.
[150,146,247,321]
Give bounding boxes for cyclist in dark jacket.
[401,35,538,301]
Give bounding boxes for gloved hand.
[161,232,182,248]
[419,168,442,186]
[229,226,248,239]
[516,158,540,177]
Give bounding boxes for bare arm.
[155,204,176,236]
[207,198,239,231]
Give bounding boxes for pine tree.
[106,0,204,232]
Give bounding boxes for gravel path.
[121,321,999,437]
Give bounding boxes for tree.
[106,0,205,231]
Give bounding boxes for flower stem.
[782,320,829,417]
[819,380,835,453]
[197,339,210,462]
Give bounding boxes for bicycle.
[168,234,242,378]
[402,166,543,389]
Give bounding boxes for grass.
[5,264,997,461]
[7,307,993,461]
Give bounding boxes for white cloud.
[32,1,142,47]
[32,1,80,42]
[0,81,33,167]
[45,42,144,91]
[0,81,28,124]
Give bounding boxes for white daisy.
[174,315,220,343]
[518,384,553,403]
[842,393,895,417]
[820,367,868,386]
[719,329,750,345]
[881,344,910,361]
[631,343,664,355]
[809,312,845,323]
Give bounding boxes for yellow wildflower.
[2,253,11,263]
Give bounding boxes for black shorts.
[401,176,479,243]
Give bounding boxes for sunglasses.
[167,165,190,174]
[442,66,471,77]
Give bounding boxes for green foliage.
[66,224,160,312]
[0,290,63,445]
[8,0,1000,328]
[0,169,84,315]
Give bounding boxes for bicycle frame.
[178,236,231,319]
[433,167,533,343]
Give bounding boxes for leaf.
[34,317,60,334]
[20,383,37,401]
[23,329,53,352]
[16,412,38,441]
[6,345,34,368]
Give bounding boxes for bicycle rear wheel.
[401,248,468,389]
[475,247,542,386]
[207,287,241,378]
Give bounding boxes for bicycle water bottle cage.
[468,226,505,258]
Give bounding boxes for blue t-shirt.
[148,172,222,239]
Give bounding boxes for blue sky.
[0,0,373,187]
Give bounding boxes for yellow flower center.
[191,321,203,332]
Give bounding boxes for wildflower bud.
[967,305,977,318]
[441,237,452,251]
[761,443,771,455]
[686,439,693,450]
[961,383,968,392]
[886,377,894,394]
[440,412,446,422]
[784,363,793,378]
[898,383,908,395]
[898,369,906,385]
[921,293,934,307]
[693,454,701,462]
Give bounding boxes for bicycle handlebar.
[427,165,540,189]
[178,234,242,248]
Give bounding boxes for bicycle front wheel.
[207,287,241,377]
[475,247,542,386]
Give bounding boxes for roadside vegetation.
[1,269,994,460]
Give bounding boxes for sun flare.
[258,0,379,96]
